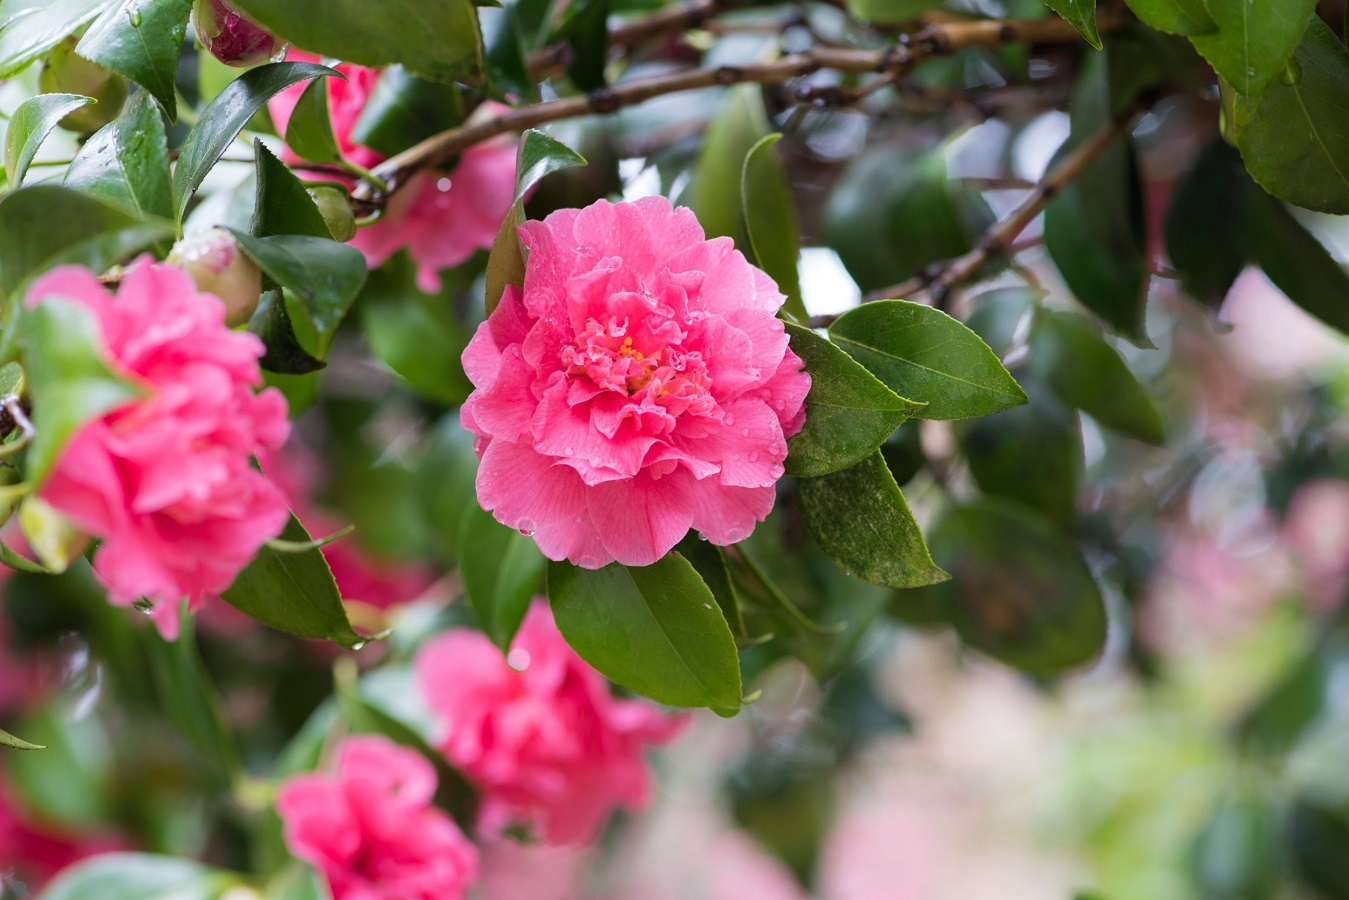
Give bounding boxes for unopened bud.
[308,186,357,242]
[39,37,128,133]
[192,0,281,67]
[20,497,89,574]
[168,228,263,327]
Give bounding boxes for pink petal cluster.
[28,259,291,639]
[269,53,517,293]
[276,735,480,900]
[461,197,810,567]
[414,601,686,845]
[0,775,127,890]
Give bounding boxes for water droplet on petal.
[132,598,155,615]
[127,3,142,25]
[749,451,759,462]
[741,428,750,437]
[724,414,735,425]
[507,648,531,671]
[697,532,709,541]
[437,177,453,192]
[578,556,602,568]
[563,446,575,456]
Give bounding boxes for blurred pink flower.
[477,840,588,900]
[415,601,686,844]
[28,259,290,639]
[461,197,810,567]
[269,54,517,293]
[276,734,479,900]
[0,776,127,890]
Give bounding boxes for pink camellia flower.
[276,735,479,900]
[415,601,686,844]
[461,196,810,568]
[269,53,517,293]
[26,259,291,639]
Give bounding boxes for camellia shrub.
[0,0,1346,896]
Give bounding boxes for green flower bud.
[167,228,264,327]
[39,37,128,134]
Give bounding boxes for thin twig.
[350,12,1122,213]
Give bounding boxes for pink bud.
[167,229,263,327]
[192,0,280,67]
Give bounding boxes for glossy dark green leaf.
[742,135,807,323]
[248,291,325,375]
[481,6,532,101]
[484,210,526,317]
[1123,0,1214,35]
[39,854,226,900]
[20,298,141,483]
[552,0,607,91]
[250,140,331,239]
[783,322,921,477]
[360,253,472,405]
[172,62,336,223]
[962,382,1083,529]
[64,90,172,219]
[548,554,743,714]
[795,451,948,589]
[1189,0,1317,97]
[0,185,171,304]
[283,76,341,165]
[221,513,369,649]
[676,535,747,644]
[5,92,92,187]
[514,128,587,201]
[1164,138,1250,308]
[1248,189,1349,335]
[922,499,1107,674]
[227,228,367,357]
[880,421,924,487]
[0,0,106,78]
[1029,310,1166,444]
[1289,800,1349,898]
[228,0,484,83]
[964,287,1038,358]
[690,84,770,244]
[0,726,43,749]
[142,616,239,786]
[458,503,544,651]
[829,300,1027,420]
[1040,0,1101,48]
[1235,17,1349,215]
[1044,53,1150,342]
[75,0,191,120]
[349,66,464,158]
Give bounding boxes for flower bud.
[167,228,263,326]
[308,186,357,242]
[20,496,90,574]
[192,0,281,67]
[39,37,128,134]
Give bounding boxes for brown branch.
[808,112,1136,326]
[349,12,1123,213]
[526,0,724,79]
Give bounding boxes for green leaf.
[1164,137,1250,308]
[63,90,172,219]
[485,129,586,315]
[962,381,1083,529]
[795,451,948,589]
[75,0,191,120]
[226,229,367,357]
[0,725,43,749]
[964,287,1038,358]
[360,252,472,405]
[551,0,607,91]
[782,321,921,477]
[1235,16,1349,215]
[1028,310,1166,444]
[1040,0,1101,49]
[741,134,807,324]
[548,554,743,714]
[676,535,747,644]
[920,499,1106,674]
[20,298,141,483]
[0,0,108,78]
[844,0,943,25]
[282,76,341,164]
[1190,790,1282,899]
[1123,0,1215,35]
[38,853,230,900]
[5,92,93,187]
[349,66,464,158]
[220,513,370,649]
[0,185,171,309]
[690,84,769,244]
[250,140,331,239]
[1247,189,1349,335]
[829,300,1027,420]
[457,504,544,651]
[172,61,337,223]
[481,6,533,101]
[228,0,484,82]
[248,291,325,375]
[1189,0,1317,97]
[1044,52,1150,342]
